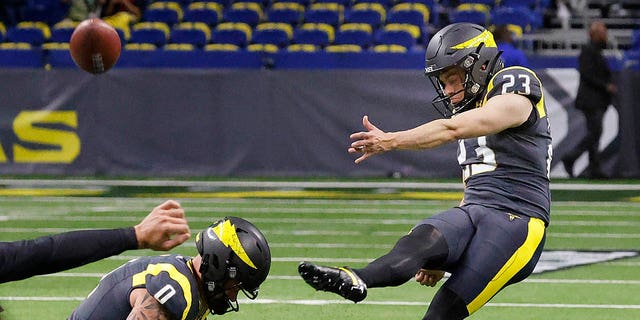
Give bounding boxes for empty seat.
[211,22,252,47]
[335,23,372,48]
[145,1,184,25]
[223,2,264,27]
[267,2,305,25]
[345,3,385,30]
[372,43,407,53]
[450,7,489,26]
[170,22,211,47]
[304,7,342,27]
[184,2,223,26]
[388,3,429,27]
[491,6,535,33]
[130,22,171,47]
[325,44,362,52]
[252,22,293,47]
[293,23,334,47]
[247,43,279,53]
[6,21,51,46]
[374,27,415,50]
[50,20,77,43]
[204,43,241,51]
[287,43,320,52]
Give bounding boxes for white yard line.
[1,296,639,309]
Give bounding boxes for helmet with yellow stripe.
[195,216,271,314]
[424,23,504,117]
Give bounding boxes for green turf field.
[0,181,639,319]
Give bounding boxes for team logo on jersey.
[209,219,257,269]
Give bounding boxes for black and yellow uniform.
[354,66,551,318]
[420,66,550,316]
[69,254,209,320]
[1,228,137,284]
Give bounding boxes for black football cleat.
[298,261,367,303]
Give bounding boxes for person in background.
[562,20,617,179]
[494,25,529,68]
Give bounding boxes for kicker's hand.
[348,115,392,164]
[415,269,445,287]
[134,200,191,251]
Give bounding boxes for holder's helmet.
[424,23,504,117]
[195,217,271,315]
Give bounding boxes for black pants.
[564,107,606,175]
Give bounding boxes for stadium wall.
[0,68,636,178]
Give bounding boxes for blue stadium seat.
[449,8,489,26]
[374,28,415,50]
[184,2,222,26]
[304,8,342,27]
[211,22,252,47]
[293,23,334,47]
[50,21,77,43]
[223,3,263,27]
[335,29,372,48]
[144,2,184,26]
[252,22,293,47]
[6,21,51,46]
[130,22,171,47]
[344,3,386,30]
[170,22,211,47]
[0,43,43,67]
[491,6,535,33]
[266,2,305,25]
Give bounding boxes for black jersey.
[459,66,552,225]
[69,254,209,320]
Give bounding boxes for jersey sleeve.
[142,263,197,320]
[485,67,543,107]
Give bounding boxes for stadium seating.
[303,3,343,27]
[144,1,184,26]
[247,43,280,53]
[344,3,386,30]
[49,20,77,43]
[491,6,535,34]
[325,44,363,52]
[252,22,293,47]
[211,22,253,47]
[224,2,264,27]
[0,43,43,67]
[335,23,373,48]
[130,22,171,47]
[183,2,223,26]
[388,3,430,28]
[374,26,416,50]
[170,22,211,47]
[6,21,51,46]
[267,2,305,26]
[293,23,335,47]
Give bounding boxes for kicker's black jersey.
[459,66,552,225]
[69,254,209,320]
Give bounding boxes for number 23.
[501,74,531,95]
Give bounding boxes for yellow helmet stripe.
[212,219,257,269]
[450,29,496,49]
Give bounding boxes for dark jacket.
[575,41,613,110]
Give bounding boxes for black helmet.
[195,216,271,314]
[424,23,504,117]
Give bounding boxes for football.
[69,18,121,74]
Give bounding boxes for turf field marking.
[4,215,639,228]
[2,296,639,310]
[36,273,640,285]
